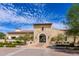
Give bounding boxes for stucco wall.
[7,33,33,39]
[7,23,79,45]
[34,26,52,44]
[33,24,65,45]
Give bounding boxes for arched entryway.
[39,34,46,43]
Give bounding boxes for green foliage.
[51,37,55,41]
[0,42,16,47]
[66,4,79,29]
[0,32,6,39]
[13,40,24,45]
[65,4,79,44]
[55,34,65,41]
[22,34,33,44]
[14,36,24,44]
[0,42,4,47]
[15,36,23,41]
[67,4,79,28]
[5,42,16,47]
[13,34,33,45]
[65,29,79,36]
[23,34,33,41]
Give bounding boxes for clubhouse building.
[6,23,73,46]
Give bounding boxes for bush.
[55,41,62,45]
[13,40,24,45]
[0,42,17,47]
[0,42,4,47]
[6,42,16,47]
[55,41,70,47]
[69,43,74,47]
[6,44,16,47]
[0,40,24,48]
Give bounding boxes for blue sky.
[0,3,72,33]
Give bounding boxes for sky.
[0,3,72,33]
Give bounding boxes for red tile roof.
[8,30,33,34]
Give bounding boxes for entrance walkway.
[21,43,49,49]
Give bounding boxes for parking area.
[0,47,79,56]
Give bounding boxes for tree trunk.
[4,36,7,43]
[73,36,76,46]
[24,40,26,44]
[65,36,67,41]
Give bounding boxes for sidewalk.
[20,44,48,49]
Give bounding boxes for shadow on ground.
[48,46,79,55]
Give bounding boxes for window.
[11,37,16,39]
[42,27,44,31]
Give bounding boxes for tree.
[0,32,6,39]
[15,36,23,41]
[15,34,33,45]
[15,36,24,45]
[23,34,33,44]
[65,4,79,45]
[51,34,65,42]
[51,37,56,42]
[55,34,65,42]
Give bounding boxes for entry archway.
[39,34,46,43]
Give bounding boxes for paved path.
[0,47,78,56]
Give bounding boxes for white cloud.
[0,3,67,32]
[0,3,49,25]
[33,3,46,7]
[0,3,50,32]
[0,4,33,24]
[0,7,32,24]
[53,22,68,29]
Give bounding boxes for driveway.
[0,47,79,56]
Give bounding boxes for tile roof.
[8,30,33,34]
